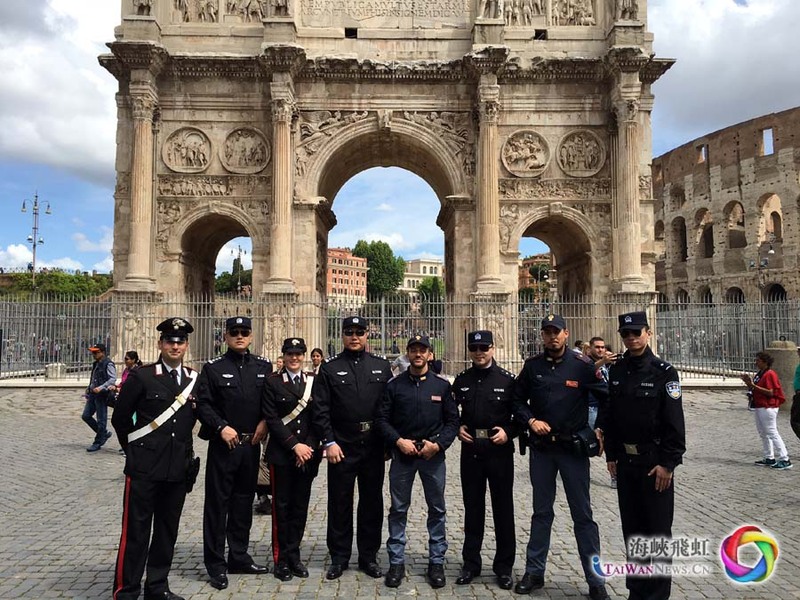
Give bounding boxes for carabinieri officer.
[195,316,272,590]
[597,311,686,600]
[112,317,197,600]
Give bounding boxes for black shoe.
[273,563,293,581]
[208,573,228,590]
[514,572,544,594]
[427,563,446,589]
[358,560,383,578]
[144,592,185,600]
[497,574,513,590]
[455,568,478,585]
[589,584,611,600]
[384,564,405,588]
[254,496,272,515]
[289,561,309,578]
[229,562,269,575]
[326,563,348,580]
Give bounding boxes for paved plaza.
[1,387,798,599]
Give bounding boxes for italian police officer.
[311,316,392,580]
[596,311,686,600]
[262,337,322,581]
[195,316,273,590]
[452,330,517,590]
[511,314,610,600]
[111,317,197,600]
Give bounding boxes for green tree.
[418,276,444,334]
[0,271,113,298]
[215,268,252,293]
[352,240,405,297]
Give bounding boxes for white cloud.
[375,203,394,212]
[0,244,32,269]
[72,227,113,253]
[362,232,411,250]
[42,256,84,271]
[93,254,114,273]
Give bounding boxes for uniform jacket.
[376,369,459,451]
[112,360,197,482]
[453,360,517,455]
[597,346,686,471]
[195,349,273,438]
[512,350,606,442]
[262,368,320,466]
[311,349,392,446]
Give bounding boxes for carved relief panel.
[556,130,606,178]
[173,0,220,23]
[221,128,270,174]
[501,130,550,178]
[163,127,212,173]
[502,0,545,26]
[551,0,595,26]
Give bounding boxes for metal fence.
[1,292,797,380]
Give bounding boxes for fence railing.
[1,292,797,380]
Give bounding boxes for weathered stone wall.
[653,107,800,303]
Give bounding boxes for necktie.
[293,375,302,392]
[170,369,179,385]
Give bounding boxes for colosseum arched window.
[723,201,747,249]
[671,217,688,263]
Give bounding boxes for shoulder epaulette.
[208,355,225,364]
[434,373,450,382]
[368,351,388,361]
[656,360,673,371]
[455,368,469,378]
[252,354,271,363]
[497,366,516,379]
[387,373,401,384]
[573,352,593,364]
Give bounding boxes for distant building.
[518,253,551,290]
[398,258,444,301]
[327,247,368,304]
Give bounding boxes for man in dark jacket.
[597,311,686,600]
[111,317,196,600]
[311,316,392,580]
[452,330,517,590]
[376,335,459,590]
[512,314,610,600]
[83,343,117,452]
[195,316,272,590]
[262,337,321,581]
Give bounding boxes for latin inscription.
[301,0,467,19]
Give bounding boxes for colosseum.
[653,106,800,304]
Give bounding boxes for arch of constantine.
[101,0,672,361]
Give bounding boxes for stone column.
[475,76,504,291]
[611,97,646,290]
[264,79,295,293]
[118,86,158,291]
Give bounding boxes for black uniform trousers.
[617,461,674,600]
[326,442,385,566]
[113,476,187,600]
[270,458,320,566]
[203,439,260,575]
[459,448,516,576]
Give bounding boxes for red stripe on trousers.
[270,464,280,565]
[113,475,132,600]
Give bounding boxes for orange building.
[327,247,368,303]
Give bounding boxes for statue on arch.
[478,0,502,20]
[132,0,153,16]
[616,0,638,21]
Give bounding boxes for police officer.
[512,314,610,600]
[311,316,392,580]
[452,330,516,590]
[375,335,459,589]
[596,311,686,600]
[195,316,272,590]
[111,317,197,600]
[262,337,321,581]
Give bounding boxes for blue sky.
[2,0,799,275]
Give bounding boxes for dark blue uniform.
[512,350,607,589]
[195,350,273,577]
[311,349,392,568]
[598,346,686,600]
[452,361,517,578]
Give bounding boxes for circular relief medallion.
[557,130,606,178]
[220,128,270,174]
[162,127,212,173]
[501,130,550,178]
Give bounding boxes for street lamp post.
[231,244,247,293]
[21,193,51,288]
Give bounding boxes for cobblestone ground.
[0,388,798,599]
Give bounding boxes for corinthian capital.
[272,98,295,123]
[614,98,640,123]
[478,82,501,123]
[131,93,157,121]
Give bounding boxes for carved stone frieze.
[551,0,595,26]
[158,174,270,196]
[499,200,611,250]
[163,127,212,173]
[639,175,652,199]
[301,57,466,82]
[115,172,132,198]
[557,130,606,178]
[174,0,220,22]
[501,130,550,178]
[232,197,271,219]
[503,0,544,26]
[221,128,270,174]
[295,110,371,175]
[499,177,612,199]
[400,111,475,177]
[155,199,188,251]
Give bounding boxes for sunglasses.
[228,328,251,337]
[343,329,367,337]
[620,329,643,338]
[468,344,491,352]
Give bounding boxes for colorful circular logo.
[719,525,779,583]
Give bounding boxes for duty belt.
[474,428,490,439]
[238,433,255,445]
[359,421,372,432]
[623,442,657,456]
